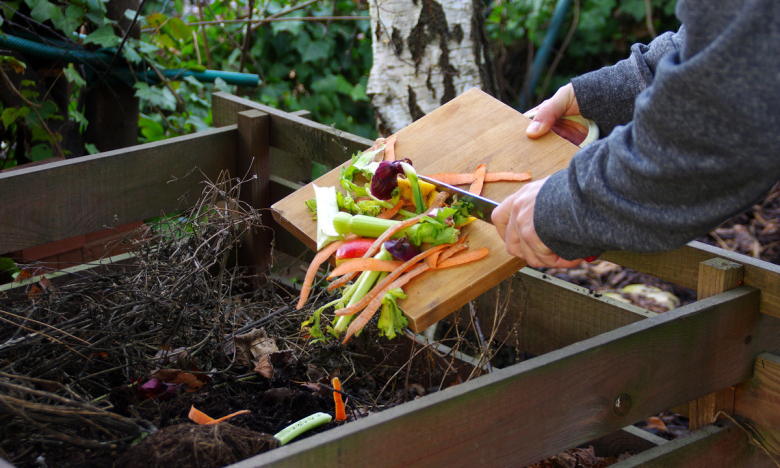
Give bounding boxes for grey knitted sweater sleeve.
[572,28,685,136]
[534,0,780,260]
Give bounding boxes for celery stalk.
[399,162,426,214]
[332,248,392,334]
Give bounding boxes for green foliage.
[1,0,682,170]
[486,0,680,108]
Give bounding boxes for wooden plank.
[269,176,309,259]
[273,88,580,332]
[237,110,272,276]
[471,267,656,356]
[0,127,237,254]
[211,92,373,168]
[228,286,780,468]
[689,258,744,431]
[610,422,777,468]
[734,353,780,457]
[602,241,780,320]
[587,425,667,458]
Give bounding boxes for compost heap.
[0,175,482,468]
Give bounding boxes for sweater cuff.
[534,169,603,261]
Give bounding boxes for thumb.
[526,106,557,138]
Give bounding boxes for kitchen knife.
[418,174,598,261]
[417,174,500,224]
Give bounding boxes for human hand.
[491,177,584,268]
[525,83,589,146]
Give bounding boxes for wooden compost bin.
[2,92,780,468]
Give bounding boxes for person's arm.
[533,0,780,261]
[572,27,685,136]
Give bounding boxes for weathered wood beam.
[609,421,777,468]
[211,92,373,168]
[689,258,744,431]
[0,126,237,254]
[236,110,271,276]
[229,286,779,468]
[603,241,780,320]
[734,353,780,457]
[471,267,656,356]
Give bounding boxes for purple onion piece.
[384,237,419,262]
[371,159,413,200]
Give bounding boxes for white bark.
[367,0,493,135]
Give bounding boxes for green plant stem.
[273,412,332,445]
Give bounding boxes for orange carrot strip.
[485,172,532,182]
[342,263,431,344]
[189,405,251,425]
[333,243,449,317]
[369,137,386,152]
[425,171,532,185]
[327,192,449,292]
[332,377,346,421]
[297,236,358,310]
[377,200,404,220]
[383,134,397,161]
[436,247,489,269]
[206,410,251,425]
[436,242,468,266]
[426,250,441,269]
[188,405,215,424]
[425,173,475,185]
[327,259,404,279]
[469,164,487,195]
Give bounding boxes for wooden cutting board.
[272,88,579,331]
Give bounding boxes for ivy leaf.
[84,25,120,48]
[213,77,232,93]
[62,66,86,87]
[29,144,53,161]
[69,107,88,129]
[85,143,99,155]
[166,17,192,42]
[302,41,330,63]
[122,44,143,64]
[311,74,352,95]
[0,55,27,74]
[139,115,165,142]
[52,4,84,34]
[134,82,177,111]
[1,107,29,128]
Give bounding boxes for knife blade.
[417,174,500,224]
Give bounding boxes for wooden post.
[689,258,744,431]
[236,110,271,280]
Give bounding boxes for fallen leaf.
[254,355,273,378]
[232,328,278,368]
[151,368,205,393]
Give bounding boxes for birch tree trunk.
[367,0,497,135]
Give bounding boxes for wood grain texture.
[587,425,667,458]
[734,353,780,457]
[0,127,237,254]
[603,242,780,320]
[237,110,272,276]
[689,258,744,431]
[211,92,373,168]
[230,286,778,468]
[611,422,777,468]
[271,88,580,332]
[471,267,656,356]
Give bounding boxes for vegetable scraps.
[300,141,525,343]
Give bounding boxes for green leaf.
[302,41,330,63]
[85,143,99,154]
[84,24,120,48]
[29,0,58,25]
[62,66,86,87]
[166,17,192,41]
[52,4,84,34]
[29,144,53,162]
[0,257,20,276]
[138,114,165,141]
[213,77,232,93]
[133,83,177,111]
[122,45,143,64]
[183,76,204,90]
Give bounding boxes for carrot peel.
[332,377,347,421]
[188,405,251,425]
